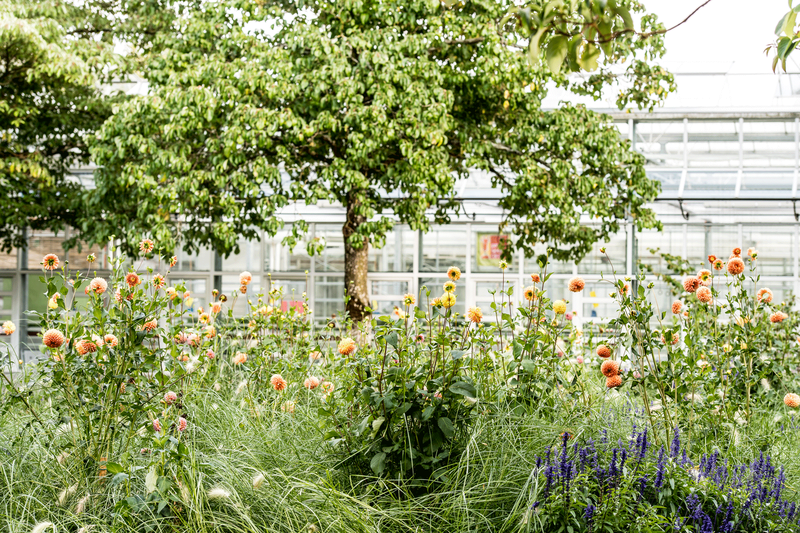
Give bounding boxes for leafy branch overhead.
[769,1,800,71]
[492,0,703,111]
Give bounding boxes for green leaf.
[438,416,455,438]
[449,381,477,397]
[156,475,171,494]
[106,462,124,475]
[577,43,600,72]
[528,27,548,65]
[370,452,386,474]
[778,36,794,59]
[385,331,398,349]
[777,12,790,34]
[546,36,569,73]
[614,4,634,30]
[785,11,798,35]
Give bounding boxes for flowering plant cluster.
[595,247,800,438]
[529,424,800,532]
[2,245,215,469]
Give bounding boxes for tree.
[0,0,199,253]
[89,0,670,321]
[0,0,119,252]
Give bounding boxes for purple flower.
[654,446,666,490]
[670,426,681,459]
[585,502,595,526]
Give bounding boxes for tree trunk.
[343,199,370,322]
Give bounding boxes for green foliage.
[501,0,676,111]
[770,1,800,72]
[601,249,800,443]
[3,248,217,463]
[4,249,800,531]
[0,0,124,251]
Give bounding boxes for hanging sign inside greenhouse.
[476,233,509,267]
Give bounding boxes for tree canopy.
[0,0,120,251]
[87,0,669,319]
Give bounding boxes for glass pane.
[267,279,306,298]
[68,240,110,270]
[539,279,570,311]
[473,230,516,273]
[265,278,307,313]
[0,249,17,270]
[638,227,691,275]
[314,275,345,320]
[178,245,212,272]
[474,280,519,321]
[684,227,708,270]
[264,230,312,273]
[581,281,625,321]
[27,231,67,270]
[222,236,262,272]
[418,277,465,315]
[578,231,627,275]
[370,280,409,296]
[370,300,404,317]
[27,276,49,316]
[0,278,12,291]
[420,227,467,273]
[368,227,414,272]
[0,295,10,311]
[524,243,573,275]
[761,281,796,307]
[314,226,345,272]
[169,278,208,314]
[709,227,739,263]
[742,227,794,276]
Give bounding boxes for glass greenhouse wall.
[3,113,800,360]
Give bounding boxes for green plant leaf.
[438,416,455,438]
[370,452,386,475]
[110,472,129,486]
[578,43,601,72]
[106,462,124,475]
[528,26,547,65]
[546,36,569,73]
[449,382,477,397]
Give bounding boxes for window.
[314,226,345,272]
[27,231,67,270]
[314,275,345,320]
[222,235,262,272]
[524,243,573,275]
[742,227,794,276]
[578,231,627,275]
[368,227,414,272]
[420,227,467,272]
[264,229,312,273]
